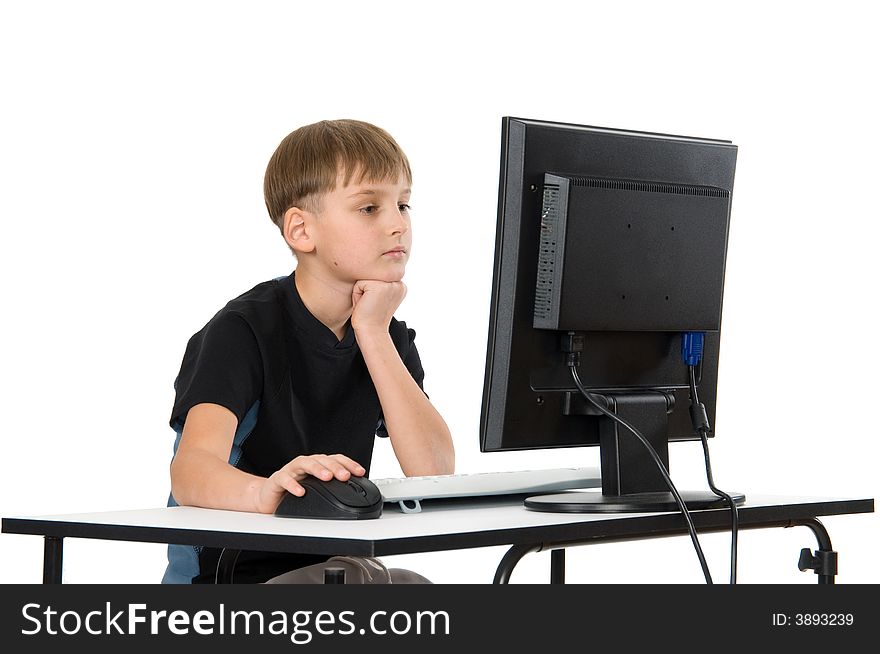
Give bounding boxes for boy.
[163,119,455,583]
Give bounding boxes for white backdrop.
[1,0,876,584]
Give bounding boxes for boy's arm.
[171,403,365,513]
[170,403,265,511]
[352,282,455,477]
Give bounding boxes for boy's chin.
[332,265,405,285]
[362,266,406,283]
[343,274,405,286]
[373,273,405,283]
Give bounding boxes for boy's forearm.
[356,330,455,476]
[171,449,264,512]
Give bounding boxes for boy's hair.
[263,119,413,238]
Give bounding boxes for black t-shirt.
[163,272,424,583]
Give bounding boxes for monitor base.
[524,490,746,513]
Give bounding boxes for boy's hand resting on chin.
[351,280,407,336]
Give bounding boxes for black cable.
[569,365,714,584]
[689,365,740,584]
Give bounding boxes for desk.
[2,494,873,584]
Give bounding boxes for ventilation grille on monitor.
[534,184,560,324]
[570,176,729,198]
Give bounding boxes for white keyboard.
[372,467,601,513]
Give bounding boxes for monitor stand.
[525,391,745,513]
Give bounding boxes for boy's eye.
[359,204,412,215]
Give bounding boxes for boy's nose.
[387,212,409,236]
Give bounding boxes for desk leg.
[43,536,63,584]
[493,544,540,584]
[495,515,842,584]
[493,545,567,584]
[790,517,837,584]
[550,549,565,584]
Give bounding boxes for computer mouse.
[274,475,383,520]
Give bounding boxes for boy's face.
[291,169,412,284]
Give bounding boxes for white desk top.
[6,494,872,542]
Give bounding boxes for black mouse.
[274,475,383,520]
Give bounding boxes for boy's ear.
[283,207,316,254]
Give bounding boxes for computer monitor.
[480,116,743,513]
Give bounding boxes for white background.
[1,0,876,584]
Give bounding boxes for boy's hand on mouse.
[350,280,406,337]
[255,454,366,514]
